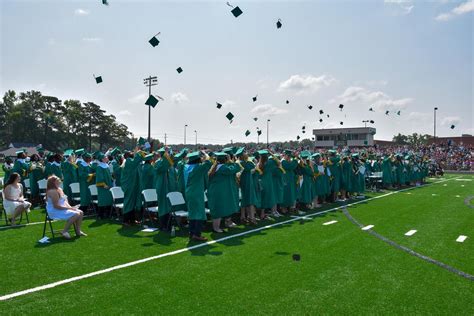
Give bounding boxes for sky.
[1,0,472,145]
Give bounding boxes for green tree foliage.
[0,90,132,151]
[392,133,431,146]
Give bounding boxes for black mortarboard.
[397,110,401,115]
[326,114,330,118]
[296,135,300,140]
[385,110,389,115]
[176,67,183,74]
[450,124,455,129]
[257,130,262,136]
[302,130,306,134]
[369,107,374,112]
[276,19,282,29]
[434,107,438,110]
[307,105,313,110]
[319,118,323,123]
[253,117,258,121]
[302,125,306,129]
[149,32,160,47]
[227,2,243,17]
[319,110,324,114]
[102,0,109,5]
[94,75,102,84]
[226,112,234,122]
[340,121,343,125]
[370,120,375,124]
[216,102,223,109]
[339,104,344,111]
[145,95,159,108]
[252,95,257,102]
[245,130,251,137]
[286,100,289,104]
[292,254,300,261]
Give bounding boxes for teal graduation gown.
[208,163,241,219]
[185,160,212,221]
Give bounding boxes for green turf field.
[0,174,473,314]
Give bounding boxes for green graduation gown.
[259,158,278,209]
[328,157,342,194]
[185,160,212,220]
[112,160,122,187]
[298,164,313,204]
[208,163,241,218]
[281,159,298,208]
[239,160,259,208]
[12,159,29,182]
[78,161,93,207]
[382,158,393,186]
[2,163,13,184]
[154,156,173,216]
[62,161,78,199]
[28,163,45,198]
[121,153,143,214]
[96,163,113,207]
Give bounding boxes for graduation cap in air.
[450,124,455,129]
[340,121,344,125]
[149,32,161,47]
[226,112,234,122]
[339,104,344,111]
[276,19,282,29]
[286,100,290,104]
[245,130,251,137]
[319,118,323,123]
[145,95,162,108]
[302,125,306,130]
[296,135,300,140]
[370,120,375,124]
[319,110,324,115]
[216,102,223,109]
[326,114,330,118]
[227,2,243,17]
[302,130,306,134]
[102,0,109,6]
[307,105,313,110]
[252,95,257,102]
[385,110,389,115]
[397,110,401,115]
[257,129,262,136]
[369,107,374,112]
[176,67,183,74]
[94,75,102,84]
[253,117,258,121]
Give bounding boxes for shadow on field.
[188,243,223,256]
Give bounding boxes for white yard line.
[323,220,338,226]
[0,176,458,301]
[405,230,417,236]
[456,235,468,243]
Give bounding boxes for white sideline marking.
[456,195,461,198]
[0,215,96,231]
[456,179,472,182]
[443,184,447,186]
[431,194,437,196]
[0,177,457,301]
[405,230,417,236]
[406,192,412,195]
[323,220,338,226]
[461,185,465,187]
[362,225,374,231]
[456,235,467,243]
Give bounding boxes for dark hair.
[5,172,20,187]
[30,154,40,162]
[5,157,13,164]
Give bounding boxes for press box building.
[313,127,376,147]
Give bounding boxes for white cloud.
[330,86,413,112]
[441,116,461,127]
[82,37,102,42]
[384,0,415,15]
[435,0,474,21]
[251,104,289,116]
[128,93,148,104]
[74,9,90,16]
[407,111,431,125]
[170,92,189,104]
[117,110,132,116]
[278,74,336,94]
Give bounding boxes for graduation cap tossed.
[253,117,258,121]
[385,110,389,115]
[216,102,223,109]
[319,118,323,123]
[369,107,374,112]
[149,32,161,47]
[257,129,262,136]
[340,121,344,125]
[450,124,456,129]
[101,0,109,6]
[326,114,330,118]
[145,95,163,108]
[245,130,251,137]
[252,95,257,102]
[276,18,282,29]
[319,109,324,115]
[226,112,234,123]
[307,105,313,110]
[176,67,183,74]
[296,135,300,140]
[227,2,243,18]
[339,104,344,111]
[286,100,290,104]
[370,120,375,124]
[397,110,401,115]
[93,75,102,84]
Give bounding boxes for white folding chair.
[109,186,124,219]
[166,192,189,229]
[23,179,31,198]
[88,185,99,215]
[141,189,159,226]
[69,182,81,204]
[203,192,211,215]
[37,179,47,198]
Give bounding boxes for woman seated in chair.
[2,172,31,226]
[46,175,87,239]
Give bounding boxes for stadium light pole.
[143,76,158,142]
[362,120,369,128]
[194,130,197,149]
[266,119,270,147]
[184,124,188,145]
[433,107,438,142]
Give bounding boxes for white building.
[313,127,376,147]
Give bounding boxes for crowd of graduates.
[2,140,435,240]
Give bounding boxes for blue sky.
[1,0,472,144]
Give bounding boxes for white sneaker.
[272,211,281,217]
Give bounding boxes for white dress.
[2,184,29,216]
[46,194,77,220]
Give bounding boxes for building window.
[316,136,323,141]
[323,135,329,141]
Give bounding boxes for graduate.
[45,153,63,180]
[271,153,285,217]
[140,153,155,192]
[2,157,14,185]
[280,149,298,214]
[28,154,45,203]
[382,154,394,188]
[77,151,93,212]
[120,150,144,225]
[256,150,278,219]
[12,150,29,184]
[154,148,174,231]
[95,152,113,218]
[110,148,123,187]
[184,151,212,241]
[327,150,343,202]
[236,147,259,224]
[311,153,325,207]
[62,151,78,202]
[207,152,241,232]
[297,151,314,209]
[341,154,352,200]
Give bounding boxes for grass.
[0,174,473,314]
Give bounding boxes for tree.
[392,133,408,145]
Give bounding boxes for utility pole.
[194,130,197,149]
[164,133,167,146]
[143,76,158,142]
[184,124,188,145]
[434,107,438,142]
[266,119,270,147]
